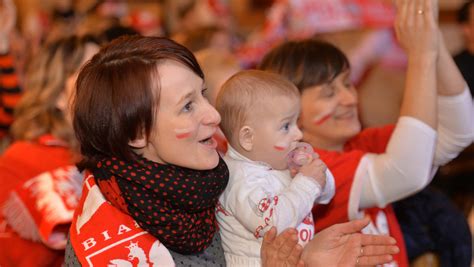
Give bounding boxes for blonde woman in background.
[0,35,99,266]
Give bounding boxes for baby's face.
[247,95,303,170]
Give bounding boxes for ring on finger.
[417,9,424,15]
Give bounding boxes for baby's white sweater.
[216,146,335,266]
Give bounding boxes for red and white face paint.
[174,128,193,139]
[274,140,290,152]
[312,110,334,126]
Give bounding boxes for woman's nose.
[202,102,221,126]
[338,86,358,106]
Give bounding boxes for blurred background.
[0,1,473,266]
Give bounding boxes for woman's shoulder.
[344,125,395,153]
[315,147,366,167]
[3,135,71,158]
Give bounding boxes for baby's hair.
[216,70,299,143]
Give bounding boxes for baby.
[215,70,335,266]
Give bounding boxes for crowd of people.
[0,0,473,266]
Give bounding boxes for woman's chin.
[193,151,220,170]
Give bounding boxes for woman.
[65,35,398,266]
[259,0,473,266]
[0,36,99,266]
[0,0,21,143]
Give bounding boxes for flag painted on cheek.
[274,145,286,151]
[274,140,290,151]
[313,112,333,125]
[174,128,192,139]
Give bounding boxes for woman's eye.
[344,80,352,88]
[321,87,335,97]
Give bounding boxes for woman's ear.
[128,134,147,149]
[238,126,254,152]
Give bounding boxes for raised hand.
[301,217,399,267]
[394,0,439,57]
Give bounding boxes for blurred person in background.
[0,0,22,148]
[0,35,99,266]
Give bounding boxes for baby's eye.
[183,101,193,112]
[202,88,208,96]
[282,122,290,132]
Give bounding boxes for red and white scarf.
[2,165,83,249]
[70,174,175,266]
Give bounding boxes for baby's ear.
[238,126,254,151]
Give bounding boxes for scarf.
[92,155,229,255]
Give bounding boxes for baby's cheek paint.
[274,145,286,151]
[274,140,290,151]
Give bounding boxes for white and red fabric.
[69,174,175,267]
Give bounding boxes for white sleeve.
[229,172,322,236]
[433,88,474,166]
[357,117,437,208]
[315,169,335,204]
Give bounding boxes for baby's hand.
[299,158,327,188]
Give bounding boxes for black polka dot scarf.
[92,155,229,255]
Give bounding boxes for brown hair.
[11,35,97,145]
[259,39,350,92]
[73,36,203,169]
[216,70,299,143]
[457,0,474,24]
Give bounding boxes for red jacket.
[0,135,76,267]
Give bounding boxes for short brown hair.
[73,36,203,169]
[216,70,299,143]
[259,39,350,92]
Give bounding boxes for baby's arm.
[230,170,322,237]
[298,158,327,189]
[289,145,335,204]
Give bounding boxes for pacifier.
[287,142,317,170]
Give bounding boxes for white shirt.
[217,146,335,267]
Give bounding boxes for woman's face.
[299,70,361,150]
[139,60,221,170]
[57,43,100,124]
